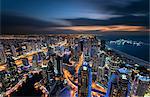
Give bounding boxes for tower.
[100,40,106,51]
[134,75,150,96]
[79,40,84,52]
[32,54,38,68]
[0,43,6,64]
[78,62,92,97]
[46,61,55,86]
[97,66,105,82]
[11,45,17,57]
[108,68,131,97]
[55,54,62,76]
[118,74,130,97]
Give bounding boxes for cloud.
[65,14,149,27]
[1,0,149,35]
[1,13,67,34]
[1,12,149,34]
[105,0,149,15]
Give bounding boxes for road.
[63,52,106,97]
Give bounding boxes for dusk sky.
[0,0,149,34]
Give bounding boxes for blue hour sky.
[1,0,121,19]
[1,0,149,34]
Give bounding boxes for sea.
[98,35,149,62]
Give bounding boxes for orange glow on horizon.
[52,25,148,32]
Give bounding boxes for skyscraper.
[79,40,84,52]
[117,68,130,97]
[0,43,6,64]
[134,75,150,96]
[99,54,106,67]
[56,54,62,76]
[46,61,55,86]
[32,54,38,68]
[118,74,130,97]
[78,62,92,97]
[11,45,17,57]
[97,66,105,82]
[100,40,106,51]
[108,68,131,97]
[109,78,119,97]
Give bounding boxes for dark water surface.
[98,35,149,62]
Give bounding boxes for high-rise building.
[78,62,92,97]
[109,78,119,97]
[4,44,13,57]
[99,54,106,67]
[47,47,55,58]
[26,42,32,52]
[55,55,62,76]
[46,61,55,86]
[97,66,105,82]
[133,75,150,96]
[72,44,79,61]
[6,56,16,69]
[117,68,130,97]
[109,74,130,97]
[0,43,6,64]
[11,45,17,57]
[32,54,38,68]
[100,40,106,50]
[21,42,27,54]
[108,61,119,77]
[118,74,130,97]
[17,46,23,56]
[108,68,131,97]
[22,58,30,70]
[79,40,84,52]
[62,48,71,64]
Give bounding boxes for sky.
[0,0,149,34]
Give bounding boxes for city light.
[0,35,149,97]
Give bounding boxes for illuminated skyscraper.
[108,68,131,97]
[78,62,92,97]
[11,45,17,57]
[133,75,150,96]
[79,40,84,52]
[97,66,105,82]
[56,54,62,76]
[73,43,79,61]
[99,54,106,67]
[109,78,119,97]
[46,61,55,86]
[0,43,6,64]
[108,74,130,97]
[118,74,130,97]
[6,56,16,69]
[32,54,38,68]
